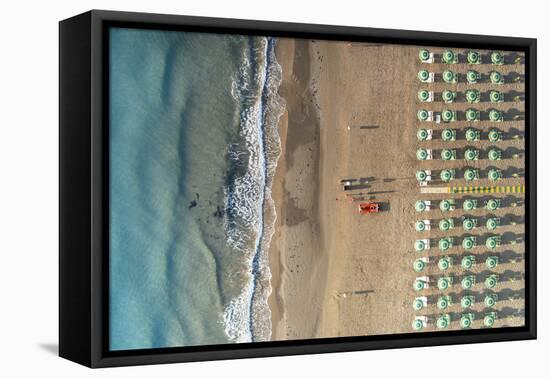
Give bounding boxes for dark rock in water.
[213,206,224,218]
[189,200,198,209]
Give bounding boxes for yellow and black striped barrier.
[450,185,526,194]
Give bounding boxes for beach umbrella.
[441,128,456,141]
[439,237,453,251]
[416,170,429,182]
[489,109,503,122]
[442,90,456,103]
[463,199,477,211]
[460,313,475,329]
[414,279,427,291]
[486,256,499,269]
[486,199,501,211]
[484,312,498,328]
[438,256,453,271]
[462,236,477,250]
[418,90,431,102]
[442,69,457,83]
[439,219,454,232]
[438,276,452,290]
[461,295,475,309]
[484,294,498,308]
[465,108,480,122]
[465,128,481,142]
[441,149,456,161]
[490,70,504,84]
[463,217,477,231]
[415,239,428,251]
[417,128,430,141]
[440,169,455,182]
[437,314,451,329]
[467,51,481,64]
[418,69,430,82]
[415,200,429,212]
[413,298,425,310]
[485,274,499,289]
[417,148,430,160]
[491,51,504,65]
[415,220,427,231]
[440,199,455,212]
[412,318,424,331]
[464,148,480,161]
[490,90,504,103]
[413,259,426,272]
[461,255,476,270]
[466,70,481,84]
[486,236,501,249]
[466,89,481,103]
[442,109,457,122]
[442,50,458,64]
[488,129,503,142]
[417,109,430,121]
[464,168,479,181]
[488,168,502,181]
[419,49,431,62]
[437,296,451,310]
[488,148,502,161]
[486,217,500,231]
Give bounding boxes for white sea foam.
[222,36,284,343]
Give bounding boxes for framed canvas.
[59,10,537,368]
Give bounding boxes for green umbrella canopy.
[443,70,456,83]
[460,314,473,329]
[440,169,454,182]
[485,275,498,288]
[467,70,480,83]
[465,148,479,161]
[464,168,479,181]
[485,294,497,307]
[437,296,450,310]
[490,70,503,84]
[417,128,429,141]
[442,90,455,102]
[490,90,503,103]
[415,240,427,251]
[442,128,456,141]
[439,238,452,251]
[466,89,480,103]
[438,257,452,270]
[412,319,424,330]
[489,109,503,121]
[441,149,455,160]
[467,51,481,64]
[486,199,500,211]
[417,148,429,160]
[440,199,453,212]
[466,108,480,121]
[442,109,455,122]
[415,200,427,212]
[439,219,453,231]
[488,168,502,181]
[463,199,477,211]
[416,170,428,181]
[418,70,430,81]
[486,217,499,230]
[413,298,424,310]
[415,220,426,231]
[486,256,499,269]
[484,314,496,327]
[463,218,476,231]
[419,49,430,61]
[466,128,480,141]
[417,109,429,121]
[461,255,475,269]
[443,50,456,63]
[438,277,451,290]
[413,258,426,272]
[462,236,476,250]
[491,51,504,65]
[437,315,450,329]
[486,236,500,249]
[418,90,430,101]
[488,148,502,161]
[461,276,474,290]
[461,296,474,308]
[414,279,426,291]
[488,129,503,142]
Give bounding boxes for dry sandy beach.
[269,38,526,340]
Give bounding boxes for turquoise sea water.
[109,28,283,350]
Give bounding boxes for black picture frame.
[59,9,537,368]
